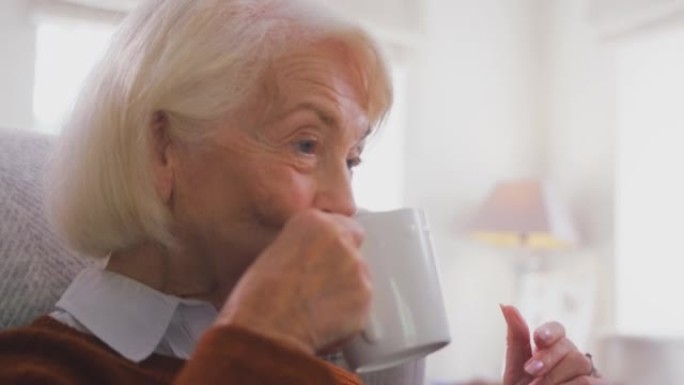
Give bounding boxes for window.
[615,23,684,336]
[352,64,408,211]
[32,18,114,134]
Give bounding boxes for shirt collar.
[55,267,217,362]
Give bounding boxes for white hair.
[48,0,393,257]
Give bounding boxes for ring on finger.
[585,353,599,377]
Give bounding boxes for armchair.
[0,128,88,329]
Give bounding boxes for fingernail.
[524,359,544,375]
[538,326,552,342]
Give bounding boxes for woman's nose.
[314,165,357,217]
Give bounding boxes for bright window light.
[352,65,407,211]
[615,24,684,336]
[33,20,114,134]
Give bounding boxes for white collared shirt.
[51,267,218,362]
[50,268,423,384]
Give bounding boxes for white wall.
[408,0,623,381]
[405,0,546,381]
[0,0,36,130]
[542,0,618,346]
[542,0,684,378]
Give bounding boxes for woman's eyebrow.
[283,102,371,141]
[291,102,337,127]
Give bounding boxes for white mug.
[342,208,451,373]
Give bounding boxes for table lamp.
[466,179,581,329]
[466,179,578,254]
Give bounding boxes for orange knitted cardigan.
[0,316,361,385]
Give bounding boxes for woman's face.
[168,43,371,278]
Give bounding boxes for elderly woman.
[0,0,608,384]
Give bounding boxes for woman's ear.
[149,111,175,204]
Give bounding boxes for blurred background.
[2,0,684,383]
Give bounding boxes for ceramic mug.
[342,208,451,373]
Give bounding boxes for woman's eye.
[294,139,317,155]
[347,157,362,170]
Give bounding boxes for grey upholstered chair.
[0,128,88,329]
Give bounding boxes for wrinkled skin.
[138,41,373,353]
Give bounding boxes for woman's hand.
[215,209,371,354]
[501,305,611,385]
